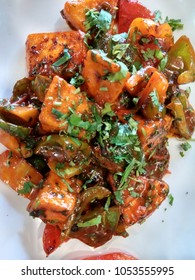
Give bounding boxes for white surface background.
[0,0,194,260]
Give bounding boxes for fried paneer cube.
[26,31,87,78]
[39,75,95,140]
[0,150,43,199]
[27,171,82,224]
[120,176,169,226]
[82,50,130,105]
[63,0,118,32]
[136,115,172,156]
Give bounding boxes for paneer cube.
[63,0,118,32]
[121,176,169,226]
[27,171,81,224]
[82,50,130,105]
[39,76,95,140]
[0,150,43,199]
[26,31,87,78]
[136,115,172,156]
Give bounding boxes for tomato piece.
[118,0,154,33]
[42,224,62,256]
[82,252,137,260]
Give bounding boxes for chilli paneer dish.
[0,0,195,255]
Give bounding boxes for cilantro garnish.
[70,74,85,87]
[165,17,184,31]
[168,193,174,206]
[52,48,71,67]
[107,61,128,82]
[18,181,37,195]
[179,141,191,157]
[84,9,112,33]
[149,89,160,108]
[77,215,102,228]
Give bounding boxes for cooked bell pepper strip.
[118,0,154,33]
[166,35,195,84]
[35,135,92,178]
[167,93,195,139]
[42,224,62,256]
[35,135,91,160]
[0,118,32,140]
[31,75,52,102]
[70,206,120,247]
[127,69,168,119]
[48,160,87,178]
[128,18,173,49]
[78,185,111,215]
[125,66,156,96]
[11,77,32,102]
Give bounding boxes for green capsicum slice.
[35,135,92,177]
[167,92,195,138]
[166,35,195,84]
[0,118,32,140]
[70,206,120,247]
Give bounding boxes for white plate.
[0,0,195,260]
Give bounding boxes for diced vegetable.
[119,176,169,226]
[39,76,95,140]
[0,118,32,140]
[27,171,81,223]
[63,0,118,32]
[167,92,195,139]
[128,18,173,50]
[26,31,87,78]
[0,150,42,199]
[0,103,39,127]
[166,35,195,84]
[82,50,130,105]
[118,0,154,33]
[42,224,62,256]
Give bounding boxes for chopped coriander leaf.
[84,9,99,31]
[118,159,136,189]
[99,87,108,92]
[69,114,91,130]
[77,215,102,227]
[142,48,155,61]
[84,9,112,33]
[158,55,168,71]
[101,103,115,117]
[114,190,124,205]
[97,9,112,32]
[149,89,160,108]
[70,74,85,87]
[104,196,111,211]
[107,61,128,82]
[52,108,68,120]
[112,44,130,60]
[112,33,128,43]
[165,17,184,31]
[18,181,37,194]
[168,193,174,206]
[155,49,164,60]
[154,10,162,23]
[180,141,191,151]
[52,48,71,67]
[129,190,140,198]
